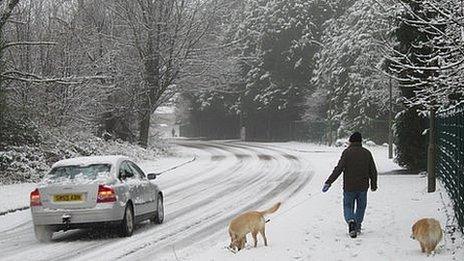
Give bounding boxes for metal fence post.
[428,107,437,193]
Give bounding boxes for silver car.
[30,155,164,242]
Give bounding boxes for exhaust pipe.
[62,214,71,230]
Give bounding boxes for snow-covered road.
[0,140,313,261]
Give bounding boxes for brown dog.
[228,202,281,252]
[411,218,443,254]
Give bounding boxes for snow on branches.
[312,0,398,136]
[388,0,464,111]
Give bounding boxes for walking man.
[322,132,378,238]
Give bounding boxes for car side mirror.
[147,173,158,180]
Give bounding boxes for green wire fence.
[436,102,464,232]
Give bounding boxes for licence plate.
[53,194,83,202]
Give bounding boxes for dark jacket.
[325,142,378,192]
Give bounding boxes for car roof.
[51,155,131,168]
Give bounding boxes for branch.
[1,41,57,51]
[0,0,19,29]
[2,70,114,85]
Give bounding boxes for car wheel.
[152,195,164,224]
[120,204,134,237]
[34,225,54,242]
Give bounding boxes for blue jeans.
[343,191,367,229]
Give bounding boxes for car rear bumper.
[31,202,125,226]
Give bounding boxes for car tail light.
[97,185,117,203]
[30,188,42,206]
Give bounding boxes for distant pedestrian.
[171,128,176,137]
[322,132,378,238]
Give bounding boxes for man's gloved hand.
[371,185,377,192]
[322,183,331,193]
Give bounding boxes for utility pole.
[388,77,393,159]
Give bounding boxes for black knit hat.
[349,132,362,142]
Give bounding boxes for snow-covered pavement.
[0,141,462,260]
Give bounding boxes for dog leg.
[260,228,268,246]
[229,232,237,251]
[425,244,432,255]
[252,231,258,247]
[430,242,437,253]
[239,237,246,250]
[420,242,425,253]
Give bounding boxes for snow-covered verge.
[0,130,171,184]
[165,142,463,261]
[0,183,37,215]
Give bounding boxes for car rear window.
[43,164,112,184]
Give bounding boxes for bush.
[0,115,42,149]
[394,108,428,171]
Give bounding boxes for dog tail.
[259,202,281,216]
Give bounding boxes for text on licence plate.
[53,194,83,202]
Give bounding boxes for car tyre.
[151,194,164,224]
[34,225,53,242]
[120,204,134,237]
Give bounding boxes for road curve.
[0,140,313,261]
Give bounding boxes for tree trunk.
[138,26,160,148]
[138,114,150,148]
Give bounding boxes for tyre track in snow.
[112,141,313,260]
[0,141,313,261]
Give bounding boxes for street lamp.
[388,77,393,159]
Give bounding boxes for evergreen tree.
[391,1,435,170]
[312,0,396,143]
[235,0,334,140]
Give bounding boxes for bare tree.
[111,0,222,147]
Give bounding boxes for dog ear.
[411,223,417,238]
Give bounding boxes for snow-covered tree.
[1,0,229,147]
[232,0,335,140]
[388,0,464,111]
[313,0,399,143]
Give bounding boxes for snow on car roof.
[51,155,130,168]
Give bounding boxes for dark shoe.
[348,220,357,238]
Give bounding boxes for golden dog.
[228,202,281,252]
[411,218,443,254]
